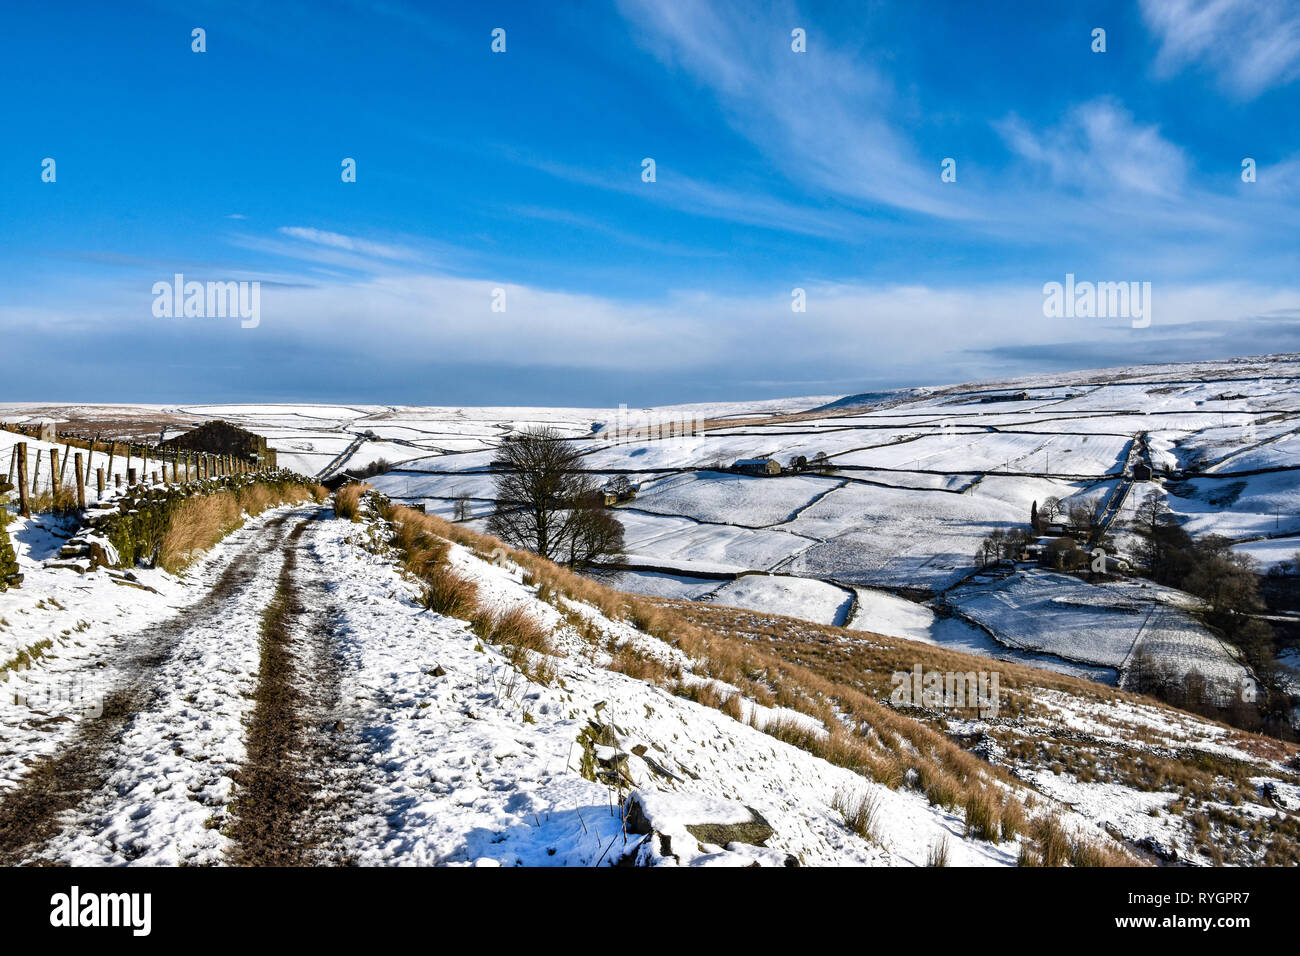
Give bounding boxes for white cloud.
[997,98,1188,197]
[25,266,1290,374]
[1141,0,1300,97]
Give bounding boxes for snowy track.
[0,507,319,865]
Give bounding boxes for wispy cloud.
[615,0,964,220]
[1141,0,1300,97]
[277,226,417,262]
[997,98,1188,198]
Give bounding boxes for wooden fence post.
[127,467,137,487]
[50,449,60,496]
[96,467,105,500]
[16,443,29,517]
[86,432,99,487]
[115,474,122,489]
[74,453,86,509]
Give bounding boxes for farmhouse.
[733,457,782,476]
[160,420,278,468]
[980,390,1030,403]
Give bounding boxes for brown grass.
[926,834,950,867]
[832,787,881,842]
[160,484,315,573]
[420,565,479,619]
[479,605,554,658]
[334,482,368,521]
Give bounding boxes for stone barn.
[160,420,278,468]
[733,457,782,476]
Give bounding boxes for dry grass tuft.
[334,482,368,521]
[477,605,554,660]
[832,787,881,842]
[420,565,479,619]
[926,834,950,867]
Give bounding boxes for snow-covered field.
[945,568,1252,696]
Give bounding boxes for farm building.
[733,457,782,476]
[1133,463,1153,481]
[160,420,278,468]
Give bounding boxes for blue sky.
[2,0,1298,405]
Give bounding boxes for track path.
[0,506,319,865]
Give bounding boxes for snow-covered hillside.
[4,355,1297,702]
[2,485,1297,866]
[0,499,1042,866]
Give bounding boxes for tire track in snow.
[230,516,380,865]
[228,518,315,865]
[0,509,306,865]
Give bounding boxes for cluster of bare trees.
[485,427,624,567]
[1126,491,1294,736]
[1031,495,1097,535]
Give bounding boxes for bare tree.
[453,495,471,521]
[486,427,624,566]
[563,504,625,567]
[607,475,633,500]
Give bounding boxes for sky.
[1,0,1298,406]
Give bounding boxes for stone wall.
[54,471,315,571]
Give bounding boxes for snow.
[710,574,853,625]
[945,568,1250,694]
